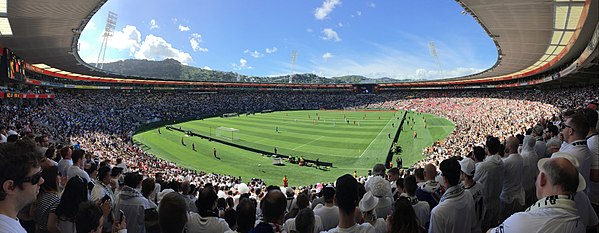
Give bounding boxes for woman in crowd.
[55,176,89,232]
[386,197,425,233]
[34,166,60,233]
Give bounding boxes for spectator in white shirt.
[358,191,386,233]
[0,140,44,233]
[488,154,586,233]
[67,149,91,182]
[544,125,561,157]
[532,125,547,159]
[314,187,339,231]
[429,158,479,233]
[460,157,484,231]
[57,147,73,177]
[326,174,375,233]
[284,193,324,233]
[293,208,316,233]
[158,192,187,233]
[474,137,504,232]
[500,136,524,221]
[558,111,592,193]
[403,175,430,229]
[521,135,539,207]
[115,158,128,174]
[187,185,232,233]
[581,108,599,214]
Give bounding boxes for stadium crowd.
[0,85,598,233]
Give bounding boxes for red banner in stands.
[0,92,55,99]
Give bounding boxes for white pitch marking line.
[359,115,394,158]
[292,136,325,150]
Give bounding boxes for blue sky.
[78,0,497,80]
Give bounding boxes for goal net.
[215,127,240,140]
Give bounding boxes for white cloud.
[171,18,178,24]
[107,25,142,55]
[203,66,212,70]
[189,33,208,52]
[368,2,376,8]
[322,52,333,61]
[308,43,485,79]
[244,49,263,58]
[178,24,190,32]
[306,28,313,33]
[314,0,342,20]
[134,34,192,64]
[265,47,278,54]
[321,28,341,42]
[338,22,343,27]
[356,11,362,16]
[232,58,252,70]
[149,19,159,29]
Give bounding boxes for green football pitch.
[132,110,454,186]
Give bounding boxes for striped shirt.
[35,191,60,232]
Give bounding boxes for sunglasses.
[20,171,43,185]
[559,122,574,131]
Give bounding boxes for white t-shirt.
[411,199,430,229]
[284,214,324,233]
[489,195,585,233]
[587,134,599,205]
[314,205,339,231]
[366,218,386,233]
[185,213,231,233]
[473,154,504,223]
[557,141,591,194]
[429,188,478,233]
[325,223,376,233]
[573,191,599,228]
[0,214,27,233]
[463,182,484,231]
[500,153,524,205]
[67,165,91,182]
[57,158,73,177]
[116,162,129,173]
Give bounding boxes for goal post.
[215,127,239,141]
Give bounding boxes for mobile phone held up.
[100,194,110,203]
[119,210,125,223]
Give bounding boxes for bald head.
[537,157,580,198]
[261,190,287,224]
[506,136,519,153]
[424,164,437,181]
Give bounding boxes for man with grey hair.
[487,155,586,232]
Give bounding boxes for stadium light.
[96,11,118,69]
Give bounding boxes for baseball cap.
[459,158,475,177]
[540,152,586,192]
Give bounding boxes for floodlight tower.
[428,41,442,71]
[289,50,297,83]
[96,11,118,69]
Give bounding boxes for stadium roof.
[0,0,598,83]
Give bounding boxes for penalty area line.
[292,136,325,150]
